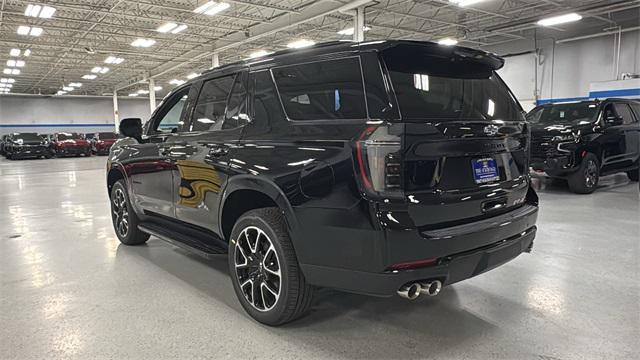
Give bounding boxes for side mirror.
[119,118,143,141]
[605,116,623,126]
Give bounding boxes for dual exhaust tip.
[397,280,442,300]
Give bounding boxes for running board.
[138,222,227,259]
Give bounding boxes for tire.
[110,180,149,245]
[228,208,314,326]
[627,169,639,182]
[568,153,600,194]
[44,152,53,159]
[5,152,12,160]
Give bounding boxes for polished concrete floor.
[1,156,638,359]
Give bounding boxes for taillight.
[355,125,403,198]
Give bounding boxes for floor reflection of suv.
[528,99,640,193]
[106,41,539,325]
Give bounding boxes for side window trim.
[269,55,370,124]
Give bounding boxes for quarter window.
[154,86,190,133]
[272,58,367,121]
[191,75,235,132]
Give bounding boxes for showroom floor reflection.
[1,157,638,359]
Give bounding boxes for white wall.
[494,29,640,109]
[0,95,155,135]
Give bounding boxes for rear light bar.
[355,125,403,198]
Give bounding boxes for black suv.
[107,41,539,325]
[528,99,640,193]
[3,132,52,159]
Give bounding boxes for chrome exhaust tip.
[397,283,422,300]
[419,280,442,297]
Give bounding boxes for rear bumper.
[301,205,538,297]
[57,146,90,155]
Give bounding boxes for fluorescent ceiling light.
[17,26,30,35]
[186,73,200,79]
[29,27,43,36]
[63,86,74,91]
[449,0,488,7]
[537,13,582,27]
[154,86,163,91]
[56,91,67,95]
[82,74,97,80]
[438,38,459,46]
[128,93,139,97]
[249,50,272,58]
[3,69,20,75]
[156,22,178,33]
[6,60,25,68]
[137,89,150,94]
[169,79,185,85]
[131,38,156,47]
[171,24,188,34]
[104,56,124,64]
[99,67,109,74]
[194,2,230,15]
[25,4,56,18]
[337,26,371,36]
[10,49,21,57]
[24,49,31,57]
[287,39,316,49]
[92,66,110,74]
[0,78,16,83]
[69,82,82,87]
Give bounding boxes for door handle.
[198,141,229,157]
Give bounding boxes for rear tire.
[627,169,639,182]
[110,180,149,245]
[228,208,314,326]
[568,153,600,194]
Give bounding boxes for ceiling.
[0,0,638,97]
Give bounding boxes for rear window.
[272,57,367,121]
[384,51,523,121]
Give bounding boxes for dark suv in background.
[3,132,52,159]
[528,99,640,193]
[107,41,539,325]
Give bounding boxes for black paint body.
[528,99,640,177]
[107,41,539,296]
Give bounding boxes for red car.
[91,132,118,155]
[51,132,92,157]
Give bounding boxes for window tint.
[252,71,285,125]
[272,58,367,121]
[384,51,522,121]
[155,86,190,133]
[191,75,235,132]
[614,103,636,124]
[223,72,249,130]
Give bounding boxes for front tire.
[110,180,149,245]
[568,153,600,194]
[627,169,639,182]
[228,208,314,326]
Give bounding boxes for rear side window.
[252,71,285,125]
[224,72,249,130]
[191,75,235,132]
[272,58,367,121]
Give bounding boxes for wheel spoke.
[235,244,249,268]
[234,226,282,312]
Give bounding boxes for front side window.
[614,103,636,124]
[272,58,367,121]
[154,87,190,133]
[191,75,235,132]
